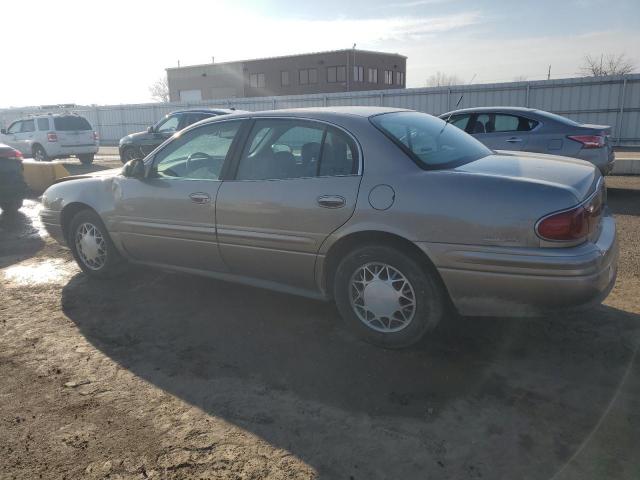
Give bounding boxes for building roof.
[166,49,407,71]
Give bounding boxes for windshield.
[371,111,491,169]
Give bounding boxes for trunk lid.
[456,151,600,202]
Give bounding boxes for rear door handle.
[189,192,211,204]
[317,195,346,208]
[506,137,523,143]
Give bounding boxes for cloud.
[382,0,452,7]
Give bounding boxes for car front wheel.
[69,209,124,277]
[333,245,445,349]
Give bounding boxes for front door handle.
[189,192,211,204]
[506,137,523,143]
[317,195,346,209]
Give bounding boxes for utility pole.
[547,65,551,80]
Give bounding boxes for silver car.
[41,107,618,348]
[439,107,615,175]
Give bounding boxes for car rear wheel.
[32,144,49,162]
[78,154,94,165]
[333,245,445,349]
[69,209,125,277]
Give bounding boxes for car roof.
[169,108,247,116]
[439,106,539,117]
[195,106,411,123]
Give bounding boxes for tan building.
[166,49,407,102]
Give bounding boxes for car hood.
[53,167,122,184]
[455,151,599,201]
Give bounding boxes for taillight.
[567,135,604,149]
[536,185,604,242]
[0,148,22,159]
[93,131,99,141]
[47,132,58,142]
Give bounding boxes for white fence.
[2,74,639,146]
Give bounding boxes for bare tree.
[149,76,170,102]
[580,53,636,77]
[426,71,462,87]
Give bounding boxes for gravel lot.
[1,156,639,479]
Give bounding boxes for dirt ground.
[1,158,639,479]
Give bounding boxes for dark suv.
[118,109,242,163]
[0,143,27,213]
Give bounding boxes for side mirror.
[147,126,154,133]
[122,158,146,179]
[0,129,6,134]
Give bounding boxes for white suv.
[0,114,99,164]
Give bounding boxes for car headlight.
[119,136,132,146]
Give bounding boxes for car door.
[2,121,24,153]
[112,120,243,271]
[215,117,362,291]
[16,119,36,154]
[471,113,536,151]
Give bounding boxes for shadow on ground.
[0,199,45,268]
[60,267,640,478]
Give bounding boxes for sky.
[1,0,639,108]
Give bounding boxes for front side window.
[153,121,241,180]
[448,114,471,131]
[21,120,35,132]
[37,118,50,131]
[371,112,491,169]
[235,119,358,181]
[7,121,22,134]
[156,115,180,134]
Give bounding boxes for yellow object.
[22,160,70,193]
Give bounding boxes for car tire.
[68,209,125,278]
[333,244,445,349]
[78,154,94,165]
[120,147,138,164]
[0,198,23,213]
[32,144,49,162]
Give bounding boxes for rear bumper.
[419,214,618,316]
[576,148,615,175]
[47,144,98,157]
[40,208,66,245]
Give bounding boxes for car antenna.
[439,94,464,134]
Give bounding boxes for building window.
[250,73,265,89]
[281,71,290,86]
[368,68,378,84]
[353,66,364,82]
[327,65,346,83]
[384,70,393,85]
[299,68,318,85]
[396,71,405,86]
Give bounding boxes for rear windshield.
[53,116,92,131]
[371,111,491,169]
[534,110,582,127]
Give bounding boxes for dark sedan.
[118,108,243,163]
[439,107,615,175]
[0,143,27,213]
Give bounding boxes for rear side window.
[235,119,358,180]
[37,118,50,130]
[54,116,92,131]
[371,111,491,169]
[476,113,538,133]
